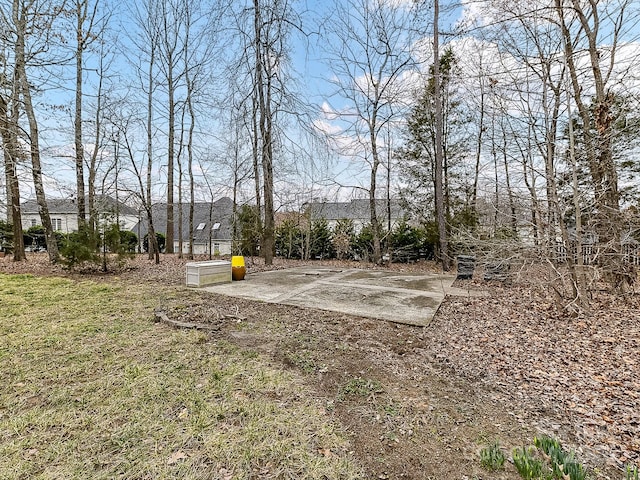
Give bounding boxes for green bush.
[389,219,433,262]
[59,225,100,269]
[236,205,261,256]
[119,230,138,253]
[310,219,334,259]
[25,225,46,251]
[352,223,386,262]
[0,221,13,253]
[275,219,304,259]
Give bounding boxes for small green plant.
[535,435,566,478]
[626,465,639,480]
[339,377,382,398]
[286,351,317,373]
[533,435,588,480]
[513,446,544,480]
[562,460,587,480]
[381,402,400,417]
[479,441,505,471]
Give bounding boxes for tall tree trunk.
[165,58,175,254]
[501,123,517,235]
[176,106,185,258]
[386,128,391,235]
[251,91,263,256]
[88,47,104,238]
[369,123,382,264]
[0,93,26,261]
[433,0,449,271]
[261,88,275,264]
[186,83,195,260]
[566,85,588,304]
[13,1,58,262]
[472,69,486,215]
[74,1,86,229]
[4,160,11,225]
[254,0,274,265]
[146,32,159,264]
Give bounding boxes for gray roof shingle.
[22,195,137,216]
[134,197,234,243]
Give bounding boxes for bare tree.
[181,0,221,259]
[156,0,188,255]
[432,0,451,270]
[72,0,101,229]
[126,0,162,262]
[0,91,26,260]
[324,0,415,263]
[86,38,111,237]
[4,0,63,262]
[555,0,635,289]
[226,0,301,265]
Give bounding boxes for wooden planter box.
[185,260,231,287]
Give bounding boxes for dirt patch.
[158,292,532,479]
[1,253,636,479]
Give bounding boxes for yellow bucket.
[231,256,246,281]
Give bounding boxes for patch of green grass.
[0,274,363,479]
[627,465,639,480]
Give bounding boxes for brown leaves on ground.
[433,279,640,469]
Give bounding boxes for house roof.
[134,197,234,242]
[306,199,405,222]
[22,195,137,216]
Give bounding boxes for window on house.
[212,222,220,230]
[213,243,220,255]
[30,219,37,227]
[196,222,206,230]
[52,218,62,231]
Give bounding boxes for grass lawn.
[0,274,363,479]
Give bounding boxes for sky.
[3,0,640,215]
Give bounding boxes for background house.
[21,195,138,233]
[305,199,406,233]
[135,197,234,255]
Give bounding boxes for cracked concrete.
[203,266,478,326]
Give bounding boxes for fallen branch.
[154,309,220,332]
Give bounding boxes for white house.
[21,195,139,233]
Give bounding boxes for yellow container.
[231,256,246,281]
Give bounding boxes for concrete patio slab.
[203,266,458,326]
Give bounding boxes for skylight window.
[196,223,206,230]
[212,222,221,230]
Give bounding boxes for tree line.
[1,0,640,309]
